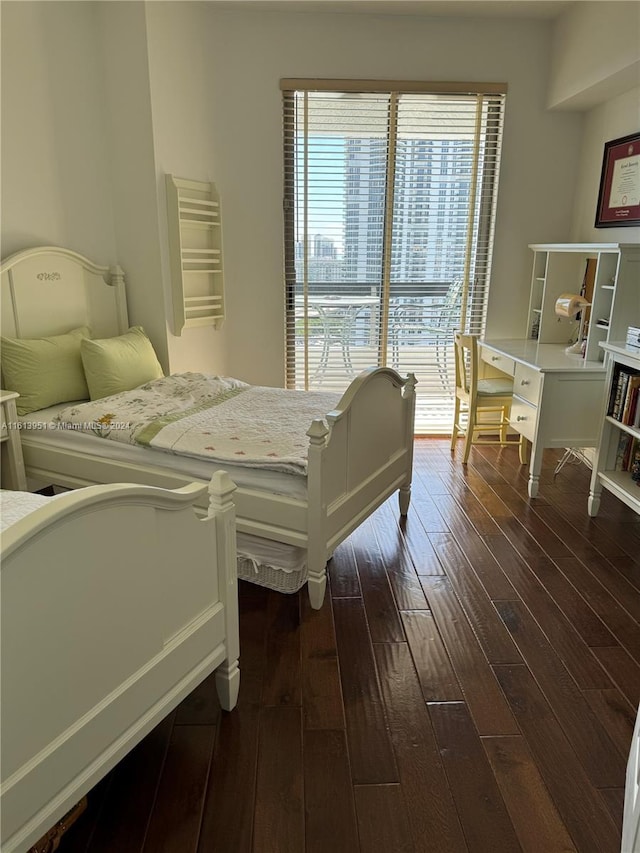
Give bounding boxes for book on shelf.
[609,367,640,422]
[628,386,639,427]
[631,441,640,484]
[611,370,630,420]
[627,326,640,350]
[622,376,640,425]
[615,434,639,473]
[607,370,619,416]
[615,433,631,470]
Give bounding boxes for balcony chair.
[450,331,527,464]
[295,294,378,383]
[390,278,463,390]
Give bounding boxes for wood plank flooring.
[58,438,640,853]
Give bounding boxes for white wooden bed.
[0,246,416,610]
[0,474,239,853]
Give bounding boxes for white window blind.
[283,81,506,433]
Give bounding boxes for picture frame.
[594,132,640,228]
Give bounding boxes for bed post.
[108,265,129,333]
[306,418,330,610]
[399,372,417,516]
[208,470,240,711]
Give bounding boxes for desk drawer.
[514,363,542,405]
[510,397,538,443]
[481,348,515,376]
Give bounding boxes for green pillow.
[80,326,164,401]
[1,326,91,415]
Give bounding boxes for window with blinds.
[282,80,507,433]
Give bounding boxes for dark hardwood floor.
[57,438,640,853]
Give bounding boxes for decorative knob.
[516,415,526,421]
[521,379,530,385]
[491,356,499,361]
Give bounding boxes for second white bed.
[0,477,239,853]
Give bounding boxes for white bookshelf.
[166,175,224,335]
[588,342,640,517]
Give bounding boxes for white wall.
[548,1,640,244]
[571,87,640,243]
[549,1,640,110]
[549,1,640,245]
[203,6,583,369]
[0,1,170,368]
[144,1,229,375]
[95,1,170,369]
[0,2,116,263]
[5,2,632,386]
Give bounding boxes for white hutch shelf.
[527,243,640,362]
[166,175,224,336]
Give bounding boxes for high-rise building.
[344,136,471,287]
[313,234,337,259]
[295,133,472,289]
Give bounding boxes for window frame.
[282,79,507,432]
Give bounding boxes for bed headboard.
[0,246,128,339]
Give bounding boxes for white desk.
[480,339,607,498]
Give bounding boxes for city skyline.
[294,134,475,287]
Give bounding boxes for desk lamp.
[554,293,591,355]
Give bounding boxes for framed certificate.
[595,132,640,228]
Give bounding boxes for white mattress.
[17,406,308,577]
[18,403,308,500]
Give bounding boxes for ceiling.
[208,1,576,19]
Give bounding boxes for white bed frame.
[1,246,416,610]
[0,473,239,853]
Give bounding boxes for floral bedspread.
[56,373,341,474]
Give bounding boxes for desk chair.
[450,331,527,464]
[390,279,463,390]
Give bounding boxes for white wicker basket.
[237,554,307,594]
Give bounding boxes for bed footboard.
[0,473,239,853]
[305,368,417,609]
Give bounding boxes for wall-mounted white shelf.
[166,175,224,335]
[526,243,640,362]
